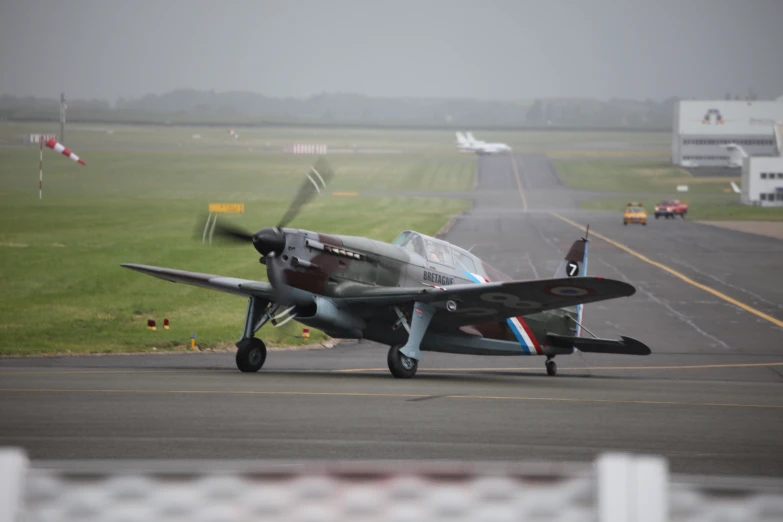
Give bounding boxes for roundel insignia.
[543,285,594,297]
[566,261,580,277]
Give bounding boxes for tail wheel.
[236,337,267,373]
[387,344,418,379]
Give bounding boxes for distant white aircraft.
[455,132,512,155]
[455,132,475,153]
[720,143,748,168]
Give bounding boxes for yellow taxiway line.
[0,387,780,409]
[2,361,781,377]
[510,155,528,212]
[551,213,783,330]
[335,361,783,372]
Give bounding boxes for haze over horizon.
[1,0,781,103]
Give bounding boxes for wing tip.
[620,336,652,355]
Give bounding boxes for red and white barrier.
[45,138,85,165]
[285,144,328,155]
[24,133,56,144]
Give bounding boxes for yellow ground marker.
[510,155,528,212]
[0,387,779,409]
[331,191,359,197]
[551,213,783,329]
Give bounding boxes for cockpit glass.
[395,231,426,258]
[424,239,453,266]
[391,231,410,246]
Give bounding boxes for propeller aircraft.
[123,157,651,378]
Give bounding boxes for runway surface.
[2,153,782,477]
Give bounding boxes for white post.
[598,453,631,522]
[597,453,668,522]
[631,456,667,522]
[0,448,29,522]
[209,214,218,245]
[202,213,213,244]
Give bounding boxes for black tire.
[623,222,628,226]
[655,214,660,219]
[236,337,267,372]
[387,344,418,379]
[546,359,557,376]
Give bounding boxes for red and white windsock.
[228,128,239,139]
[45,138,85,165]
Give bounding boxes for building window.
[761,173,767,179]
[778,193,783,201]
[760,194,767,201]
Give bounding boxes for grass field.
[1,121,671,159]
[0,127,473,355]
[555,159,736,194]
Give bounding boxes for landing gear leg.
[388,301,435,378]
[235,296,272,373]
[545,356,557,376]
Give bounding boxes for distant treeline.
[0,90,678,130]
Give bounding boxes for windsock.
[228,129,239,139]
[45,138,85,165]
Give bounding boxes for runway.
[2,153,782,476]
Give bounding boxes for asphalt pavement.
[2,152,782,477]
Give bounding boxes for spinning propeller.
[196,156,335,304]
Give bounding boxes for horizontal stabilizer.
[546,334,651,356]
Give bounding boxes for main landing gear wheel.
[545,358,557,376]
[236,337,267,373]
[387,344,418,379]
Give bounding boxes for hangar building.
[740,123,783,207]
[672,98,783,167]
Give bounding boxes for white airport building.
[672,98,783,167]
[739,123,783,206]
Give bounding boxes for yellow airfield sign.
[209,203,244,213]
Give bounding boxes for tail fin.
[553,225,589,279]
[456,132,469,146]
[552,226,589,336]
[466,132,478,145]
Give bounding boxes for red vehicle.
[654,199,688,219]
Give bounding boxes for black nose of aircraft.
[252,227,286,256]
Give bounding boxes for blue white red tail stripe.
[462,271,542,355]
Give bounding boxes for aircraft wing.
[121,264,275,299]
[339,276,635,325]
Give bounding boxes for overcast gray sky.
[1,0,781,102]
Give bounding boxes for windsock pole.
[39,136,43,200]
